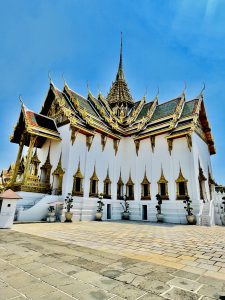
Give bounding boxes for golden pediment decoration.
[101,135,107,151]
[86,135,94,151]
[150,136,155,152]
[113,139,120,155]
[167,139,173,155]
[186,134,192,152]
[70,126,78,145]
[134,140,140,156]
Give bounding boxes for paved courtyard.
[0,222,224,300]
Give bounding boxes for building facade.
[5,38,216,224]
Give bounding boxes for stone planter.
[186,214,197,225]
[95,212,103,221]
[156,213,164,223]
[65,212,73,223]
[122,212,130,220]
[48,212,55,217]
[49,216,56,222]
[47,212,56,222]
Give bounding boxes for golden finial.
[19,94,23,106]
[199,82,206,97]
[62,73,67,87]
[182,81,187,96]
[153,87,159,104]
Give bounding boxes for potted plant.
[47,205,55,222]
[183,196,196,225]
[156,194,163,222]
[120,195,130,220]
[64,193,73,222]
[95,193,105,221]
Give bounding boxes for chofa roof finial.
[19,94,23,105]
[62,73,67,87]
[182,81,187,96]
[48,71,53,85]
[199,82,206,97]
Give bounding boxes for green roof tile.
[181,100,197,118]
[68,90,99,117]
[151,98,180,121]
[136,102,153,121]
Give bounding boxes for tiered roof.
[11,102,61,147]
[10,38,216,155]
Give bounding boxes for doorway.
[142,205,148,221]
[107,204,111,220]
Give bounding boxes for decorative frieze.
[86,135,94,151]
[70,126,78,146]
[167,139,173,155]
[101,135,107,151]
[113,139,120,155]
[150,136,155,152]
[186,134,192,152]
[134,140,140,156]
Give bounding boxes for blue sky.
[0,0,225,183]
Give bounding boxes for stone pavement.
[0,222,223,299]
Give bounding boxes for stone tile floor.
[0,221,224,299]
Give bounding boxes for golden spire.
[74,159,83,178]
[62,73,68,88]
[52,151,64,175]
[106,33,134,106]
[117,32,124,81]
[58,151,62,168]
[45,143,51,164]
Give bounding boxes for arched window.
[157,169,169,200]
[52,153,65,195]
[72,161,83,196]
[176,168,188,200]
[40,146,52,185]
[126,173,134,200]
[30,149,40,177]
[89,166,99,197]
[117,171,124,200]
[103,168,111,199]
[141,170,151,200]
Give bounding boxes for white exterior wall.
[192,132,212,202]
[34,124,214,224]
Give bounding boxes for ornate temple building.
[5,37,217,224]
